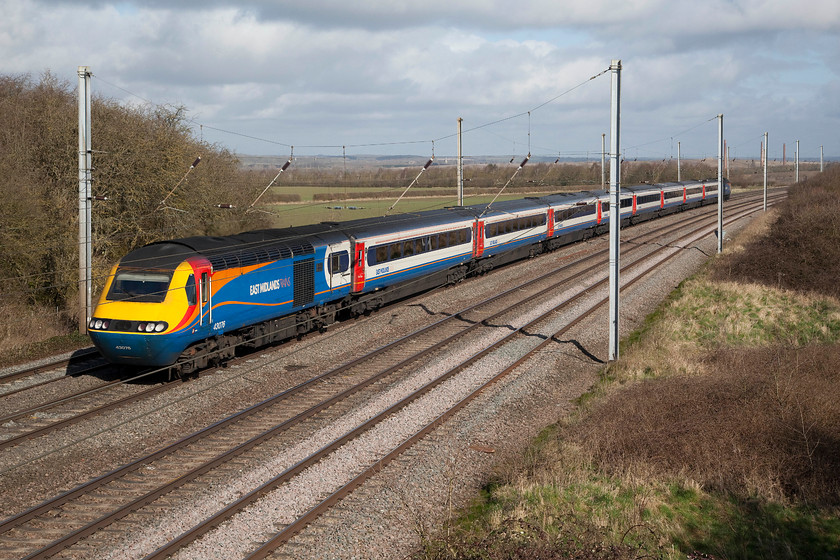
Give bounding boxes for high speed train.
[87,178,730,376]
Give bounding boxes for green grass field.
[259,192,541,228]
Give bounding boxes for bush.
[573,344,840,505]
[712,164,840,298]
[262,192,302,203]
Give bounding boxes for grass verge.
[415,167,840,559]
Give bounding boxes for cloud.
[3,0,839,157]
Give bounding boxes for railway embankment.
[418,167,840,559]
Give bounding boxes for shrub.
[712,164,840,298]
[572,343,840,505]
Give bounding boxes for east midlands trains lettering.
[249,277,291,296]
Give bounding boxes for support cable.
[386,156,435,214]
[480,154,530,217]
[247,150,294,212]
[157,156,201,211]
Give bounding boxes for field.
[259,188,553,228]
[253,157,822,228]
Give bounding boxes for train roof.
[462,197,549,218]
[120,224,348,272]
[330,206,478,238]
[537,190,604,206]
[119,208,480,271]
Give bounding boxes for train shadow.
[65,348,167,385]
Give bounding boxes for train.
[87,178,730,376]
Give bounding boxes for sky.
[3,0,839,162]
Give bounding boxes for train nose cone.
[89,332,148,362]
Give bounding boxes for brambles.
[712,164,840,298]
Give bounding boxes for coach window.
[330,251,350,273]
[374,245,388,265]
[185,274,196,306]
[390,242,402,260]
[200,272,209,304]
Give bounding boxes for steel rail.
[1,192,778,559]
[0,348,99,386]
[244,197,777,558]
[155,196,776,559]
[0,361,112,399]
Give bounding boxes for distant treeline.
[253,159,724,195]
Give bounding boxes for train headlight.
[138,321,168,333]
[89,318,110,330]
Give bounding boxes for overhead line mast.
[78,66,92,334]
[608,59,621,362]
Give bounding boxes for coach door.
[326,241,352,291]
[474,221,485,257]
[352,241,366,293]
[191,260,213,328]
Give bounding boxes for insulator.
[191,157,202,168]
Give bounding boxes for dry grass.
[575,344,840,505]
[0,301,87,366]
[417,165,840,560]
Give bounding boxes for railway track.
[0,193,777,465]
[0,349,106,400]
[0,348,99,386]
[0,190,780,559]
[0,194,765,457]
